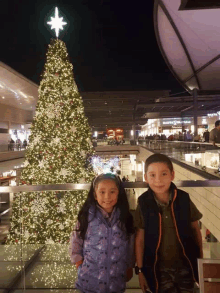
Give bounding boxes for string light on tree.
[47,7,67,38]
[7,38,94,244]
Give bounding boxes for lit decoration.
[47,7,67,38]
[6,38,94,245]
[4,244,78,289]
[92,156,120,175]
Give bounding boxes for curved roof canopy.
[154,0,220,92]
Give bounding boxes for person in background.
[174,132,179,141]
[183,130,187,141]
[23,139,28,149]
[186,130,193,141]
[69,173,134,293]
[16,138,22,150]
[122,175,126,182]
[8,139,12,151]
[205,229,211,242]
[168,134,174,141]
[193,133,201,142]
[209,120,220,146]
[135,154,203,293]
[178,131,184,141]
[203,129,209,143]
[9,138,15,151]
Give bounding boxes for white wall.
[0,104,33,124]
[174,164,220,242]
[0,133,10,145]
[137,146,220,242]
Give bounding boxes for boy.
[135,154,203,293]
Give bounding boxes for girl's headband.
[93,173,120,188]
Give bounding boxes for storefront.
[106,128,124,140]
[141,119,159,136]
[142,118,192,137]
[141,116,214,138]
[184,150,219,170]
[206,112,220,131]
[9,123,31,143]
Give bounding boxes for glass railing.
[138,140,220,179]
[138,139,217,151]
[0,144,27,152]
[0,182,220,292]
[92,138,131,146]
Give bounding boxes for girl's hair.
[77,173,134,240]
[145,153,174,173]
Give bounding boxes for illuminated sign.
[162,120,191,125]
[207,112,220,117]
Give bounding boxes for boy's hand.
[139,272,151,292]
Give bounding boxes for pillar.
[7,121,11,132]
[193,88,198,136]
[133,125,136,141]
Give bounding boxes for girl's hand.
[75,259,83,269]
[138,272,151,292]
[126,267,133,282]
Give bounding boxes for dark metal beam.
[88,118,148,124]
[137,101,220,109]
[155,94,220,102]
[181,105,193,112]
[142,109,214,116]
[137,102,192,108]
[183,54,220,83]
[179,0,220,10]
[193,88,198,136]
[85,106,134,111]
[92,126,133,131]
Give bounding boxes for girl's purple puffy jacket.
[70,205,134,293]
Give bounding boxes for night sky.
[1,0,183,93]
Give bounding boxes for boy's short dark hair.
[145,153,174,174]
[215,120,220,127]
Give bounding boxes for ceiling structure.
[81,90,220,131]
[0,62,38,111]
[1,63,220,131]
[81,90,170,130]
[154,0,220,92]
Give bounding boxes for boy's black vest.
[138,183,199,293]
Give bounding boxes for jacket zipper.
[171,189,197,283]
[153,212,162,293]
[106,227,112,293]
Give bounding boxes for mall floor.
[0,156,215,292]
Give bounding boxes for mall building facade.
[141,114,220,137]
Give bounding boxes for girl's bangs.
[93,173,120,188]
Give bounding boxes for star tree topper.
[47,7,67,38]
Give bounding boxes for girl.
[69,173,134,293]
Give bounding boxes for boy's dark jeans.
[157,263,198,293]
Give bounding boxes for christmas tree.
[7,38,94,244]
